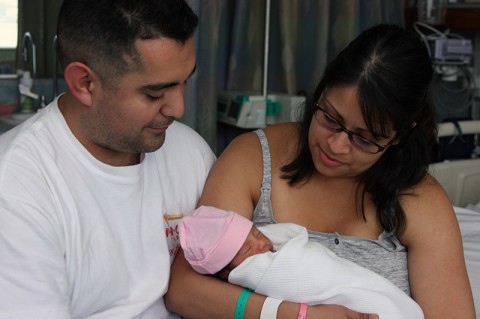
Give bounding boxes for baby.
[179,206,424,319]
[179,205,273,280]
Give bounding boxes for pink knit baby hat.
[179,205,253,274]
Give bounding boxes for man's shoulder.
[167,121,208,145]
[0,118,45,166]
[154,121,215,168]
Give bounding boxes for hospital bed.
[429,120,480,207]
[428,120,480,318]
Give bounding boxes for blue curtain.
[181,0,405,151]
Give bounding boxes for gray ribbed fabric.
[252,129,411,296]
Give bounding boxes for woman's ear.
[64,62,98,106]
[392,122,417,146]
[391,135,401,146]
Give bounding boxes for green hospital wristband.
[234,288,253,319]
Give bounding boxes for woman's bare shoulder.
[262,122,300,140]
[409,173,451,207]
[262,123,301,164]
[217,130,262,163]
[220,123,299,161]
[400,173,457,244]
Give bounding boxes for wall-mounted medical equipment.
[217,93,267,129]
[414,22,476,121]
[414,22,473,65]
[217,0,305,129]
[217,92,305,129]
[427,37,473,65]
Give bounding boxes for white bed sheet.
[455,205,480,318]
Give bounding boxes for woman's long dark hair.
[281,24,437,234]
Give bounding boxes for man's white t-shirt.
[0,98,215,319]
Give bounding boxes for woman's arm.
[165,130,378,319]
[166,250,378,319]
[401,175,475,319]
[166,132,266,318]
[166,249,265,318]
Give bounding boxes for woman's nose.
[328,131,351,154]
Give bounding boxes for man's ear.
[64,62,98,106]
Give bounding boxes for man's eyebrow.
[141,65,197,91]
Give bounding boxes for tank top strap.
[253,129,272,191]
[252,129,275,225]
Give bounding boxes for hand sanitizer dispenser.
[19,71,39,113]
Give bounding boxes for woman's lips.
[319,149,343,167]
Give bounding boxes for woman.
[166,24,475,319]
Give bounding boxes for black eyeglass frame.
[313,103,395,154]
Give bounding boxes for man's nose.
[161,86,185,119]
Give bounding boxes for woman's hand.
[279,302,379,319]
[166,250,380,319]
[309,304,379,319]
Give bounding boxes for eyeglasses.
[313,103,394,154]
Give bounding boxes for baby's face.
[230,226,273,268]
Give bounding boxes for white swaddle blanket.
[228,223,424,319]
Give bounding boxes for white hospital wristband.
[260,297,283,319]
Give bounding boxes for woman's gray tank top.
[252,129,411,295]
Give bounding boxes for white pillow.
[466,203,480,214]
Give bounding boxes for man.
[0,0,215,318]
